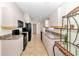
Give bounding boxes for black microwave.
[12,29,20,35]
[22,27,28,32]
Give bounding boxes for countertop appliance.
[12,29,20,35]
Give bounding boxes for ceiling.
[16,2,64,20]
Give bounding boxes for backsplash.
[0,26,16,30]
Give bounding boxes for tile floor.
[22,34,48,56]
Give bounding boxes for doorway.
[33,24,37,34]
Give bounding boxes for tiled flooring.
[22,34,48,56]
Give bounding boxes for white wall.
[48,2,79,26]
[45,20,49,27]
[0,2,24,56]
[0,41,1,56]
[24,14,31,23]
[58,2,79,26]
[0,2,24,28]
[0,6,2,56]
[57,7,64,26]
[0,8,1,27]
[37,23,41,34]
[49,9,58,26]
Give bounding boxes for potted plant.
[64,33,68,43]
[64,33,69,49]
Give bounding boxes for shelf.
[61,6,79,46]
[54,27,78,30]
[49,26,63,29]
[61,28,78,30]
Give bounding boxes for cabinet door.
[1,36,23,56]
[46,39,54,56]
[42,33,48,49]
[47,38,60,56]
[42,33,60,56]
